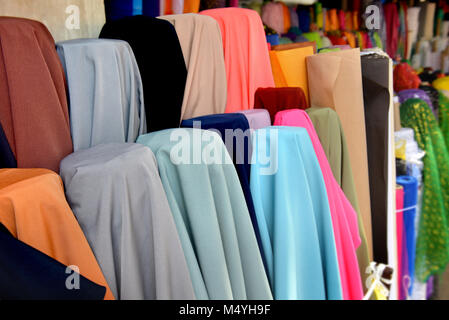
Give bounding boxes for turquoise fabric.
[137,128,272,300]
[250,126,342,300]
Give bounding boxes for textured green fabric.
[439,92,449,149]
[137,128,273,300]
[400,98,449,282]
[306,107,371,292]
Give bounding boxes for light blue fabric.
[137,128,273,300]
[250,126,342,300]
[56,39,146,151]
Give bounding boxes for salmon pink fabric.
[200,8,275,113]
[274,109,363,300]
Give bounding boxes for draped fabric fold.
[237,109,271,131]
[0,169,113,299]
[137,129,272,300]
[440,92,449,149]
[250,126,342,300]
[0,223,106,300]
[400,99,449,282]
[56,39,146,151]
[100,16,187,132]
[274,109,363,300]
[306,106,371,291]
[0,123,16,169]
[60,143,195,300]
[200,8,275,112]
[254,87,308,123]
[306,49,373,258]
[159,14,227,120]
[0,17,73,172]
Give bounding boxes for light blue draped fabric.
[250,126,342,300]
[56,39,146,151]
[137,128,272,300]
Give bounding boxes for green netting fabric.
[439,92,449,149]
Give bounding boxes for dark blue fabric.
[181,114,267,271]
[0,223,106,300]
[0,122,16,168]
[266,34,280,46]
[396,175,418,296]
[297,8,310,33]
[105,0,159,22]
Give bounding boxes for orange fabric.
[345,11,353,30]
[344,31,356,48]
[201,8,274,112]
[165,0,173,14]
[281,2,291,34]
[0,17,73,172]
[268,46,314,106]
[0,169,114,300]
[328,9,339,31]
[183,0,200,13]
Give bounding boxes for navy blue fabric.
[100,16,187,132]
[0,122,16,168]
[105,0,159,22]
[0,223,106,300]
[181,113,267,271]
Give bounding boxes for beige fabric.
[306,48,373,256]
[160,14,227,121]
[0,0,105,42]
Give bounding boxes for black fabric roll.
[0,223,106,300]
[361,54,390,264]
[0,122,16,168]
[100,15,187,132]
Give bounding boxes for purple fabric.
[397,89,435,114]
[237,109,271,130]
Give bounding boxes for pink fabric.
[274,109,363,300]
[396,187,405,300]
[201,8,275,113]
[261,2,284,35]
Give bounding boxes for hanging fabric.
[306,49,373,261]
[383,3,399,59]
[183,0,200,13]
[0,223,106,300]
[0,123,16,169]
[137,129,272,300]
[0,169,113,299]
[439,92,449,149]
[274,109,363,300]
[0,17,73,172]
[254,87,308,123]
[100,16,187,132]
[395,186,407,300]
[56,39,146,151]
[159,14,227,120]
[250,126,342,300]
[200,8,275,113]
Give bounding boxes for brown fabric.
[0,17,73,172]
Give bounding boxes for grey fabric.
[57,39,146,152]
[60,143,195,300]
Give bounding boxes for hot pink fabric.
[274,109,363,300]
[396,187,405,300]
[200,8,275,113]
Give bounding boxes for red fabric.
[394,63,421,93]
[254,87,308,123]
[0,17,73,172]
[328,35,348,46]
[384,3,400,59]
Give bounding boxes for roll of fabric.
[0,17,73,172]
[0,0,106,42]
[383,3,399,59]
[290,5,299,28]
[396,175,418,296]
[395,186,407,300]
[281,2,291,34]
[254,87,308,123]
[56,39,146,152]
[237,109,271,131]
[297,6,311,33]
[180,114,265,272]
[201,8,275,113]
[400,99,449,282]
[0,123,16,169]
[183,0,200,13]
[440,92,449,149]
[268,46,314,106]
[100,16,187,132]
[0,169,113,299]
[407,7,421,60]
[250,126,342,300]
[137,129,272,300]
[274,109,363,300]
[0,223,106,300]
[361,54,390,264]
[143,0,160,16]
[159,14,227,120]
[418,2,436,41]
[433,77,449,92]
[60,143,195,300]
[307,49,373,263]
[420,86,440,120]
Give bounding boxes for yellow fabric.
[268,46,315,106]
[433,77,449,91]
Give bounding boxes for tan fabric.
[306,48,373,256]
[0,0,105,42]
[160,14,227,121]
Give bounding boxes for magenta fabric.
[396,187,405,300]
[274,109,363,300]
[237,109,271,131]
